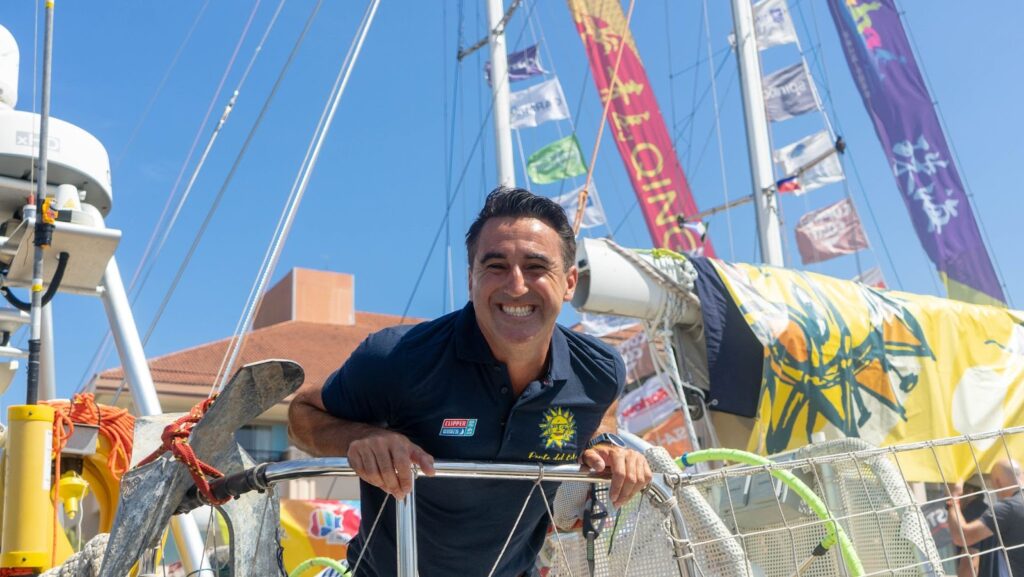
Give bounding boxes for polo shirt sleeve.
[980,498,1015,537]
[612,347,627,400]
[321,333,395,426]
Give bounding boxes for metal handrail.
[187,455,686,577]
[258,457,621,485]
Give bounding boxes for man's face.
[468,217,577,355]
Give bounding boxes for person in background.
[949,459,1024,577]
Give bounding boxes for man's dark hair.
[465,186,576,271]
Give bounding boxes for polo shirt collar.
[455,303,497,364]
[457,302,572,386]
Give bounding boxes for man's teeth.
[502,305,534,317]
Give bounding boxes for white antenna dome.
[0,26,18,110]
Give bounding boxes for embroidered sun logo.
[539,407,577,449]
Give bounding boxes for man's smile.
[499,304,536,318]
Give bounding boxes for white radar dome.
[0,26,17,109]
[0,110,113,215]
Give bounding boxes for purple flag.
[828,0,1005,305]
[484,44,547,86]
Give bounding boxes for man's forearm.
[288,398,385,457]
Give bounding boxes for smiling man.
[289,187,651,577]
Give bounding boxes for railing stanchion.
[396,474,418,577]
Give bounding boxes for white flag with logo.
[753,0,798,50]
[509,78,570,130]
[763,62,819,122]
[551,184,607,229]
[773,131,844,195]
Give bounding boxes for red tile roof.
[93,312,421,413]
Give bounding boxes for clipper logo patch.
[538,407,576,450]
[439,418,477,437]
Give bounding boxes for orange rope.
[573,0,638,236]
[136,395,229,506]
[44,394,136,480]
[42,393,136,568]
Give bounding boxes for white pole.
[730,0,785,266]
[39,303,55,400]
[486,0,516,188]
[99,256,213,575]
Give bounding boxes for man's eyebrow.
[525,252,554,264]
[479,251,506,262]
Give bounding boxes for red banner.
[568,0,713,256]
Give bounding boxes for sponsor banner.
[763,62,819,122]
[794,197,869,264]
[551,183,607,229]
[578,312,640,337]
[510,78,570,129]
[853,266,887,289]
[280,499,360,574]
[828,0,1004,306]
[641,411,693,457]
[527,135,587,184]
[484,43,547,86]
[709,258,1024,481]
[615,329,651,380]
[617,373,680,434]
[753,0,799,50]
[567,0,714,256]
[774,131,845,195]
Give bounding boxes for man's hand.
[348,429,435,500]
[947,481,964,508]
[581,445,652,508]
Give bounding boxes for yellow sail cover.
[710,260,1024,482]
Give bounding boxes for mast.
[730,0,785,266]
[486,0,516,188]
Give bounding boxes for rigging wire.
[701,0,736,262]
[140,0,325,364]
[670,50,733,150]
[76,0,288,393]
[893,0,1012,306]
[112,0,213,170]
[214,0,381,393]
[793,0,907,291]
[573,0,637,235]
[400,0,539,322]
[523,0,613,238]
[128,0,263,297]
[683,0,707,170]
[663,0,678,134]
[442,3,457,313]
[127,0,282,307]
[786,6,863,277]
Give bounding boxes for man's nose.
[504,266,529,297]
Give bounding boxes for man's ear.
[563,265,578,302]
[467,265,474,293]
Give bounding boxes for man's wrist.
[586,432,626,451]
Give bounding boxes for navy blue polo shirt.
[321,302,624,577]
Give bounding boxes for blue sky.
[0,0,1021,404]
